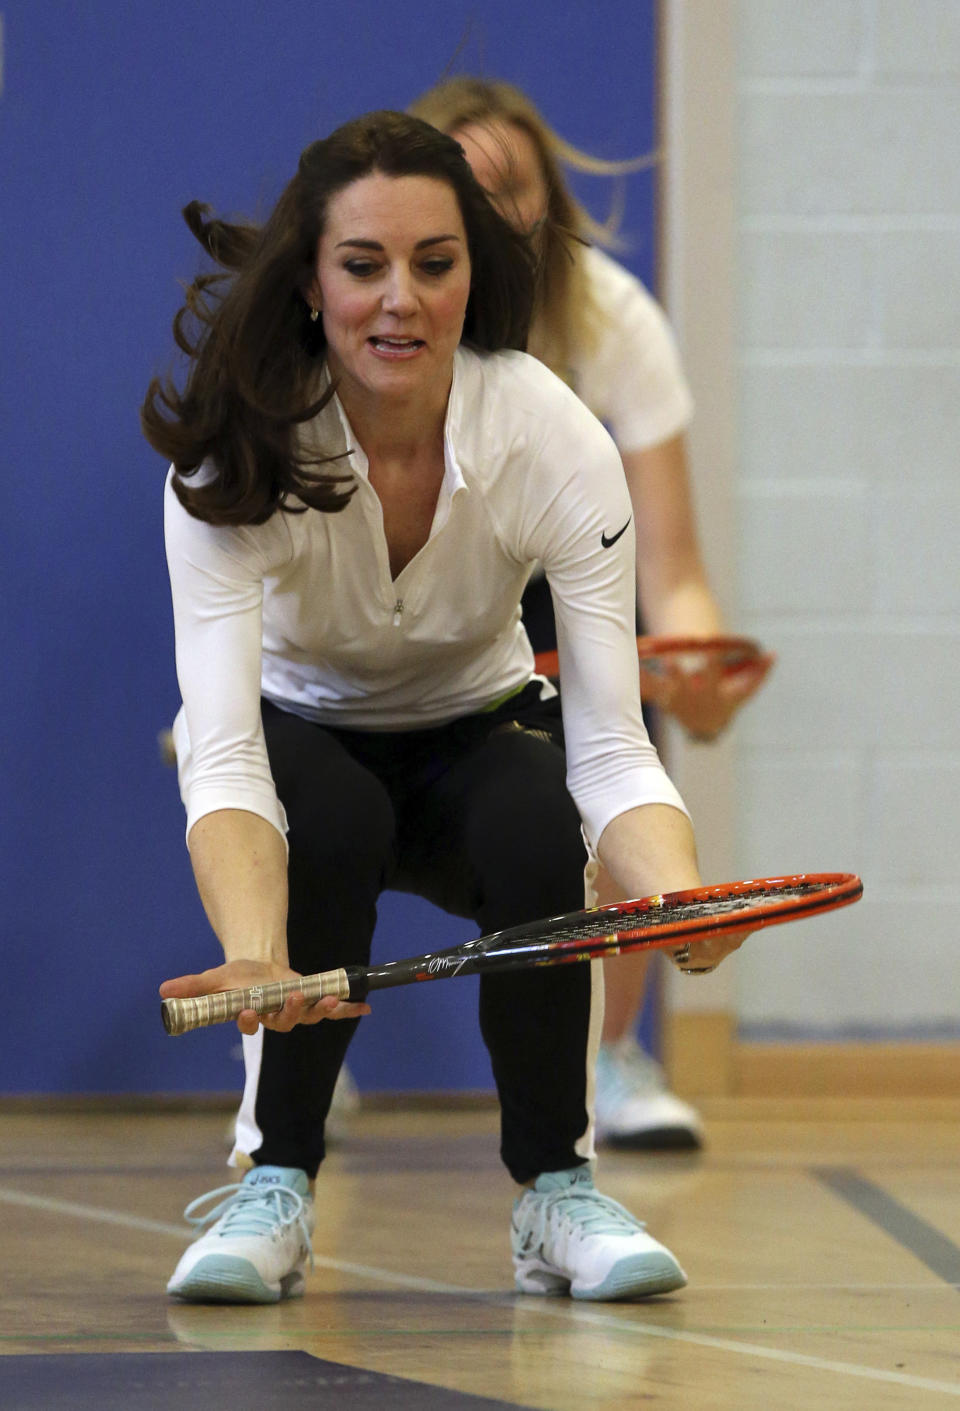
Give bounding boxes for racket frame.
[534,632,764,681]
[161,872,862,1036]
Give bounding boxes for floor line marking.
[813,1166,960,1288]
[696,1280,957,1291]
[554,1304,960,1396]
[0,1185,189,1239]
[3,1182,959,1396]
[0,1185,475,1294]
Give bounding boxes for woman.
[143,110,741,1307]
[409,78,772,1151]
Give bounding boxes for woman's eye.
[344,259,379,277]
[421,257,454,276]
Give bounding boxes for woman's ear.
[301,277,322,316]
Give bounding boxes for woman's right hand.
[159,958,371,1036]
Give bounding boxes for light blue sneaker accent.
[511,1166,687,1301]
[167,1165,314,1304]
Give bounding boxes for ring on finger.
[671,943,718,976]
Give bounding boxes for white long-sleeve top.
[165,346,688,851]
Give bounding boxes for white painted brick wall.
[733,0,960,1037]
[872,489,960,612]
[740,363,960,485]
[873,0,960,78]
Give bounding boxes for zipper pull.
[392,598,404,627]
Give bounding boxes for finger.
[689,655,724,690]
[672,932,746,974]
[266,990,311,1032]
[667,685,733,738]
[159,972,219,999]
[720,660,773,701]
[288,994,371,1024]
[328,1000,372,1020]
[242,991,372,1034]
[236,1007,265,1036]
[300,992,342,1014]
[694,932,748,965]
[301,993,371,1020]
[639,666,679,709]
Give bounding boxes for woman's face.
[307,172,472,410]
[452,119,549,234]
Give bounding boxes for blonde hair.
[409,76,657,381]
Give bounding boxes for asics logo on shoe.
[511,1215,538,1255]
[600,518,631,549]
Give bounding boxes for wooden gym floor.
[1,1099,959,1408]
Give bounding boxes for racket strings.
[537,883,831,944]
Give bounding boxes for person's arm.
[159,807,370,1033]
[597,801,745,972]
[521,376,747,973]
[622,434,774,738]
[160,476,368,1032]
[625,434,722,638]
[189,808,290,966]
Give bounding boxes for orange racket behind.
[533,633,765,681]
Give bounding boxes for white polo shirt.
[570,246,694,451]
[165,345,687,850]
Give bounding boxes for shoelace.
[520,1183,646,1250]
[182,1182,314,1267]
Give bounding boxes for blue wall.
[0,1,659,1094]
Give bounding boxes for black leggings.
[247,686,595,1183]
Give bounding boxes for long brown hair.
[409,78,655,383]
[142,110,536,525]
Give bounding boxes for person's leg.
[601,951,654,1041]
[168,706,396,1305]
[397,704,686,1301]
[240,702,397,1178]
[591,668,704,1151]
[397,710,591,1181]
[450,732,591,1179]
[592,862,703,1150]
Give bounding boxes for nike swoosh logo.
[601,517,631,548]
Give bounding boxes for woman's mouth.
[368,336,425,358]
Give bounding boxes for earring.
[309,307,319,323]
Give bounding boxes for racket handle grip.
[161,967,355,1036]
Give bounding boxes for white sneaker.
[511,1166,687,1301]
[326,1063,361,1145]
[167,1165,314,1304]
[595,1036,703,1150]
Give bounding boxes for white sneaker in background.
[595,1035,704,1150]
[326,1063,361,1145]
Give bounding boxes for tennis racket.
[533,633,765,681]
[161,872,862,1036]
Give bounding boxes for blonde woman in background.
[409,77,772,1152]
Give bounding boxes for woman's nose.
[382,268,417,316]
